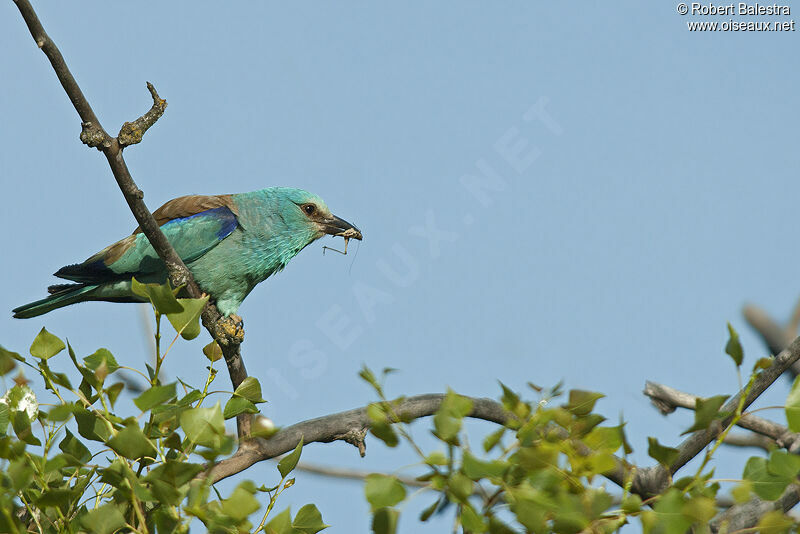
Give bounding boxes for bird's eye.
[303,204,316,216]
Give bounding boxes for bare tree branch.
[666,337,800,473]
[212,394,513,483]
[719,433,775,451]
[643,381,800,452]
[744,302,800,377]
[710,482,800,533]
[624,336,800,498]
[12,0,250,437]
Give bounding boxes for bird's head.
[277,188,363,244]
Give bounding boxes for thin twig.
[289,461,429,488]
[12,0,250,438]
[719,433,775,451]
[118,82,167,147]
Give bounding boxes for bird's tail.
[12,284,97,319]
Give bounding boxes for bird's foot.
[219,314,244,343]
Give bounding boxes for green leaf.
[499,381,522,411]
[0,346,18,375]
[583,425,624,452]
[223,396,258,419]
[365,474,406,511]
[234,376,267,403]
[106,382,124,407]
[682,395,729,434]
[647,437,679,468]
[423,451,447,466]
[203,340,223,362]
[621,494,642,514]
[768,449,800,479]
[278,439,303,478]
[448,472,473,501]
[368,403,399,447]
[0,345,24,363]
[108,424,157,459]
[51,370,73,390]
[432,389,473,444]
[483,427,505,453]
[265,507,293,534]
[221,481,261,521]
[150,479,182,506]
[292,504,328,534]
[131,277,184,314]
[460,504,488,533]
[180,402,226,449]
[8,458,34,492]
[359,365,381,392]
[134,383,177,412]
[371,421,399,447]
[488,517,518,534]
[419,499,440,522]
[650,489,691,534]
[682,495,716,525]
[166,296,209,340]
[743,456,791,500]
[786,375,800,432]
[565,389,604,416]
[59,430,91,463]
[178,389,204,407]
[81,503,127,534]
[0,403,9,435]
[75,408,111,442]
[756,510,794,533]
[462,451,507,480]
[37,488,76,512]
[725,322,744,367]
[371,507,398,534]
[144,459,204,486]
[732,481,753,503]
[29,327,65,360]
[83,348,120,375]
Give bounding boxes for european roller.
[13,187,362,319]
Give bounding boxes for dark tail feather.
[48,283,81,295]
[13,284,96,319]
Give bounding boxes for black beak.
[321,214,363,240]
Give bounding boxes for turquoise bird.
[13,188,362,319]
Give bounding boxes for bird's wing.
[134,194,239,233]
[55,195,239,284]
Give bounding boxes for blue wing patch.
[55,206,238,283]
[163,206,238,241]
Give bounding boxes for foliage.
[0,282,325,534]
[3,286,800,533]
[356,324,800,533]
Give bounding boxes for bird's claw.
[219,314,244,343]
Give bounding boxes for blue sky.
[1,2,799,532]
